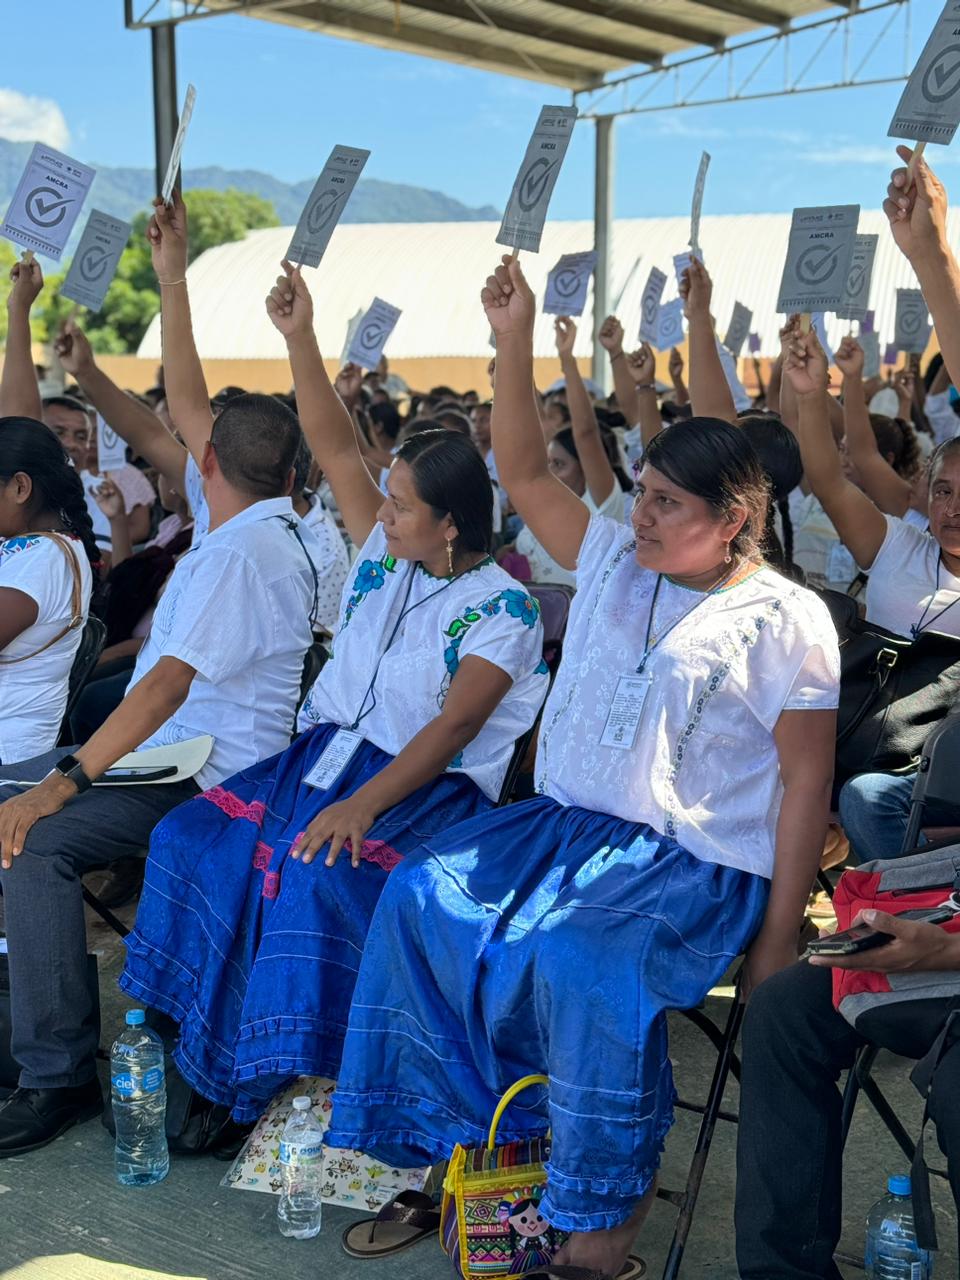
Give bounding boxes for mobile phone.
[97,765,179,784]
[804,905,957,958]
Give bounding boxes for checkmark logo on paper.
[922,45,960,102]
[796,244,840,286]
[25,186,72,228]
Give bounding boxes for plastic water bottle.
[277,1096,324,1238]
[865,1174,934,1278]
[111,1009,169,1187]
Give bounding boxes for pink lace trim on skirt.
[202,786,267,827]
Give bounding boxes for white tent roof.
[138,211,955,363]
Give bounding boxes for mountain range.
[0,136,500,228]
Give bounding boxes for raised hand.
[265,259,314,339]
[93,476,126,521]
[481,255,536,339]
[834,335,864,380]
[554,315,576,359]
[54,320,95,379]
[668,347,684,383]
[885,145,948,264]
[598,315,624,356]
[334,362,363,406]
[625,343,655,386]
[7,254,43,313]
[146,189,189,285]
[893,366,915,411]
[783,327,829,400]
[679,258,712,319]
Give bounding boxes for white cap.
[292,1096,312,1111]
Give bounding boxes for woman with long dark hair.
[120,264,548,1121]
[0,419,98,763]
[326,256,840,1278]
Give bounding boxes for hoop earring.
[446,537,455,576]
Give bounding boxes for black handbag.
[832,612,960,787]
[0,951,101,1089]
[100,1048,238,1155]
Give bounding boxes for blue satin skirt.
[326,796,768,1232]
[120,722,490,1121]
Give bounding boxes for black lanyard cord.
[912,553,960,640]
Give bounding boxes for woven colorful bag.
[440,1074,568,1279]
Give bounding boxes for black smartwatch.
[49,754,94,795]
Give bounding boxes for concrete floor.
[0,897,956,1280]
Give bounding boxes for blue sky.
[2,0,955,220]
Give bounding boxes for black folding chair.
[60,615,107,739]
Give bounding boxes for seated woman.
[325,256,840,1277]
[784,321,960,860]
[0,419,98,764]
[120,262,548,1122]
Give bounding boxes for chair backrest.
[296,638,329,722]
[528,582,575,672]
[902,711,960,851]
[63,615,107,723]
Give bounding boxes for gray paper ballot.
[61,209,132,312]
[894,288,931,353]
[288,145,370,269]
[834,234,879,323]
[543,251,597,317]
[638,267,668,345]
[1,143,96,260]
[497,106,578,255]
[723,302,753,359]
[346,297,402,370]
[776,205,860,313]
[889,0,960,145]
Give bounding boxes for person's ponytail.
[46,465,102,573]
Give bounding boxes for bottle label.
[279,1141,324,1165]
[112,1067,163,1096]
[912,1264,922,1279]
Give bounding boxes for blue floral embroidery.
[443,634,464,675]
[535,658,549,676]
[503,589,539,629]
[481,598,502,617]
[342,554,398,628]
[448,750,464,769]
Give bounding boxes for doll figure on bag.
[498,1192,559,1272]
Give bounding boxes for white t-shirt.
[517,481,625,588]
[82,465,157,546]
[924,391,960,448]
[535,515,841,878]
[298,492,351,633]
[298,524,548,801]
[0,534,93,763]
[792,491,860,592]
[903,506,929,532]
[128,497,322,790]
[183,453,210,542]
[863,515,960,640]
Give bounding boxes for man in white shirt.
[0,193,323,1157]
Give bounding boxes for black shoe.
[0,1081,103,1157]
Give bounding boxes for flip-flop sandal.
[527,1257,647,1280]
[340,1189,441,1259]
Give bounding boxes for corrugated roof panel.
[138,210,953,363]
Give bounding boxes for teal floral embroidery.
[503,589,539,628]
[448,750,464,769]
[342,554,398,628]
[535,658,549,676]
[441,590,541,679]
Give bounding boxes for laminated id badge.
[303,728,363,790]
[599,674,652,751]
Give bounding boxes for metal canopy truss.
[575,0,911,118]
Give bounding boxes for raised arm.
[146,191,214,461]
[266,262,383,548]
[55,322,187,493]
[599,315,639,425]
[835,337,911,517]
[484,255,588,571]
[669,346,690,407]
[784,328,887,569]
[680,259,737,423]
[886,148,960,389]
[625,345,662,450]
[555,316,616,507]
[1,256,43,421]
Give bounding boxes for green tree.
[26,188,280,355]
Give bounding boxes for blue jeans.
[838,771,960,862]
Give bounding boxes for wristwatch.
[49,754,94,794]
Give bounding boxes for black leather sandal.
[340,1188,441,1258]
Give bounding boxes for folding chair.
[60,615,107,736]
[837,714,960,1251]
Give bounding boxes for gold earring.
[446,538,455,575]
[724,543,732,564]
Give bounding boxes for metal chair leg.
[659,997,745,1280]
[81,885,131,939]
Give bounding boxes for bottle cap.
[125,1009,146,1026]
[292,1096,312,1111]
[888,1173,911,1196]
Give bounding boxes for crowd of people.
[0,146,959,1280]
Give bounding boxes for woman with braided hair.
[0,418,97,763]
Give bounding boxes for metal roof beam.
[540,0,725,49]
[390,0,663,65]
[262,0,603,85]
[684,0,790,30]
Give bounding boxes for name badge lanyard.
[911,553,960,639]
[636,570,734,674]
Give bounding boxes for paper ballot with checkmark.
[96,412,128,473]
[895,288,931,354]
[543,251,597,316]
[723,302,753,359]
[654,298,685,352]
[1,143,95,260]
[860,331,882,380]
[161,84,197,205]
[497,106,578,255]
[61,210,132,312]
[889,0,960,145]
[834,234,878,323]
[346,298,402,371]
[638,267,668,345]
[288,145,370,269]
[776,205,860,314]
